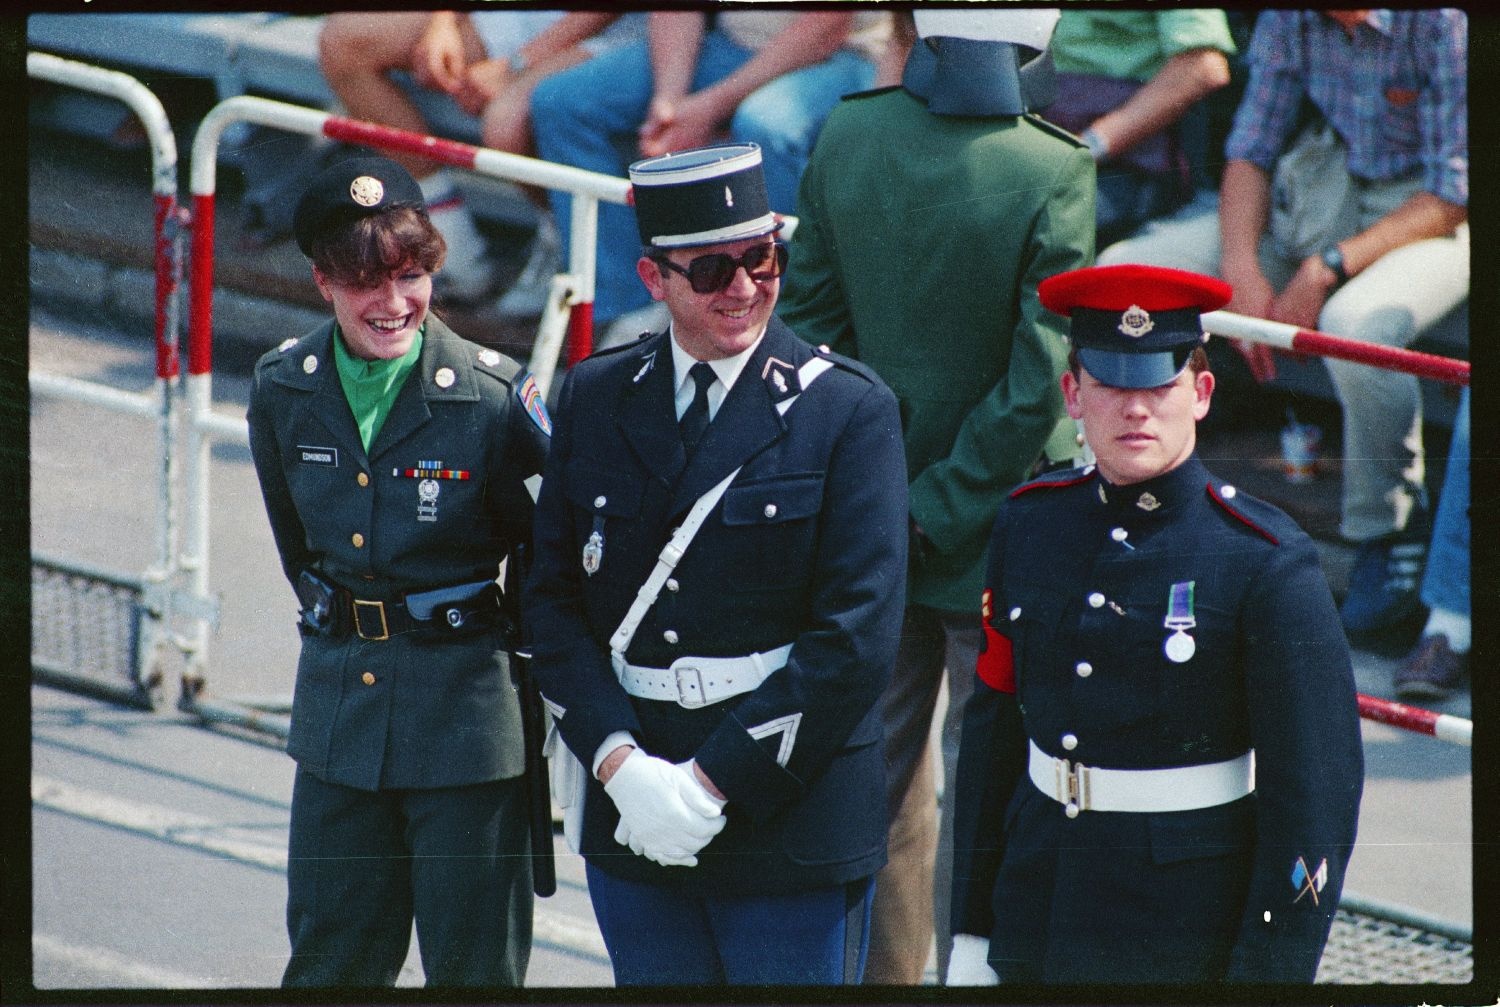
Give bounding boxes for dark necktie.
[679,362,717,458]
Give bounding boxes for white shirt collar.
[668,324,766,419]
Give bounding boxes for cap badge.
[1135,491,1161,512]
[434,367,455,389]
[724,185,734,208]
[349,175,384,208]
[1118,305,1155,338]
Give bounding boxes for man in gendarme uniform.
[776,8,1094,983]
[246,156,551,987]
[523,142,908,984]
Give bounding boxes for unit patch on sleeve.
[517,372,553,436]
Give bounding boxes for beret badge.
[349,176,385,208]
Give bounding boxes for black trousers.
[282,768,533,987]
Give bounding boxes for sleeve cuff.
[592,731,638,777]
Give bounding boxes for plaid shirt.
[1225,10,1467,207]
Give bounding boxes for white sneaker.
[496,216,563,319]
[597,301,669,351]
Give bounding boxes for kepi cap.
[293,155,427,257]
[1040,264,1232,389]
[629,143,782,249]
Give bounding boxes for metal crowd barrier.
[28,51,188,707]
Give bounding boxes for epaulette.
[470,344,521,388]
[808,342,880,385]
[1009,463,1096,498]
[1205,481,1281,546]
[1024,114,1089,149]
[587,331,658,360]
[257,332,313,375]
[841,84,902,102]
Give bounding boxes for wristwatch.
[508,49,529,74]
[1320,245,1349,287]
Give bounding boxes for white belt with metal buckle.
[613,644,793,709]
[1027,740,1254,816]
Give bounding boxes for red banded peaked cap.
[1039,264,1232,316]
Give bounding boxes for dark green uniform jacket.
[247,316,549,790]
[778,86,1096,614]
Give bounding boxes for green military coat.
[247,316,550,790]
[778,86,1095,614]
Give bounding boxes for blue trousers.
[586,863,873,985]
[1422,386,1469,616]
[530,31,873,325]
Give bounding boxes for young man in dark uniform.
[246,156,551,987]
[947,264,1363,984]
[523,142,908,984]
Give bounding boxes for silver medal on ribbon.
[1163,580,1196,663]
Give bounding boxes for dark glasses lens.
[660,242,787,294]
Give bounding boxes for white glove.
[946,934,999,986]
[675,759,727,811]
[604,749,726,867]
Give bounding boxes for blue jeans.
[1421,386,1468,616]
[586,863,873,984]
[530,32,873,325]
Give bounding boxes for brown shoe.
[1393,634,1468,701]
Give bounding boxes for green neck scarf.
[333,324,425,452]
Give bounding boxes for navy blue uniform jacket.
[523,317,908,894]
[950,457,1363,982]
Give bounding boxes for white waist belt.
[1028,740,1254,816]
[613,644,793,709]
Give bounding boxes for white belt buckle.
[675,665,706,708]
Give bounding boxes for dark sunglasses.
[653,241,788,294]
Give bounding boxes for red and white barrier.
[1357,693,1472,747]
[1202,310,1469,387]
[27,51,184,595]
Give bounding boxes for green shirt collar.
[333,323,424,452]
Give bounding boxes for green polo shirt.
[333,325,424,452]
[1052,9,1236,82]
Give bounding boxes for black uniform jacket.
[523,317,908,894]
[950,456,1363,983]
[247,316,549,791]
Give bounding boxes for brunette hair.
[308,206,446,288]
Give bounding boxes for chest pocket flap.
[721,472,825,526]
[563,459,643,518]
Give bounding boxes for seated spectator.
[1045,9,1236,248]
[319,10,643,312]
[530,10,888,345]
[1395,386,1469,700]
[1096,9,1468,650]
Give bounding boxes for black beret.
[292,155,427,256]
